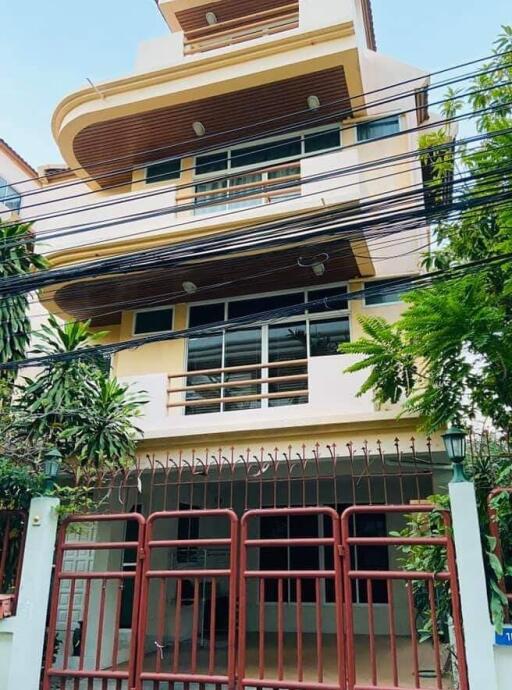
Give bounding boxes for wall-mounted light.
[182,281,198,294]
[192,121,206,137]
[312,261,326,277]
[307,95,321,112]
[298,252,329,277]
[205,11,218,25]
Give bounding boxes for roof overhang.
[44,231,374,324]
[52,25,365,191]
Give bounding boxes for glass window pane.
[194,178,228,214]
[308,286,348,313]
[134,308,173,334]
[146,159,181,183]
[364,278,408,305]
[304,128,340,153]
[0,177,7,203]
[195,152,228,175]
[309,318,349,356]
[231,137,301,169]
[268,322,308,407]
[357,116,400,142]
[289,515,319,602]
[189,303,225,328]
[4,186,21,211]
[228,173,264,210]
[228,293,304,319]
[185,334,223,415]
[224,328,262,411]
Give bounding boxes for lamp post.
[43,448,61,492]
[441,426,467,482]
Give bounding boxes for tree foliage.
[10,315,146,475]
[339,27,512,433]
[0,220,47,386]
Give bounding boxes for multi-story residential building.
[37,2,461,689]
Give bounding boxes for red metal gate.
[136,509,238,690]
[341,505,468,690]
[238,507,345,690]
[43,513,145,690]
[42,505,468,690]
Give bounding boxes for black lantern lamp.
[43,448,62,491]
[441,426,467,482]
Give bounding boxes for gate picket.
[42,513,145,690]
[41,505,469,690]
[135,510,238,690]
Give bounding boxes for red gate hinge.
[337,545,345,557]
[139,547,146,560]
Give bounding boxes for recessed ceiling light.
[307,95,321,111]
[192,121,206,137]
[205,11,218,25]
[182,281,198,294]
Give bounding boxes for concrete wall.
[0,498,59,690]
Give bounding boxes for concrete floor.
[52,634,456,689]
[136,633,456,689]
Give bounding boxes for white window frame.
[133,304,175,336]
[355,114,401,143]
[193,123,343,181]
[258,508,389,606]
[184,283,351,413]
[143,157,182,187]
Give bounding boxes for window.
[259,513,319,602]
[119,505,142,629]
[304,128,341,153]
[356,116,400,142]
[193,125,340,214]
[259,508,389,604]
[0,177,21,212]
[134,307,173,334]
[364,278,410,306]
[184,286,350,414]
[324,508,389,604]
[145,159,181,183]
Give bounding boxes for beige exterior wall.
[32,0,438,453]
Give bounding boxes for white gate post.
[0,496,59,690]
[449,480,498,689]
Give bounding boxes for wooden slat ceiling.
[72,67,351,189]
[54,241,360,325]
[176,0,297,35]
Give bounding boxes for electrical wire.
[9,69,512,222]
[4,47,511,193]
[3,251,511,371]
[5,114,512,260]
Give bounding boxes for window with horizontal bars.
[193,125,341,214]
[184,285,349,415]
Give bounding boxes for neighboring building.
[37,2,459,689]
[0,138,39,219]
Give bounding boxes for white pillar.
[0,497,59,690]
[449,480,498,690]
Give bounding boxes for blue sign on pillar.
[495,626,512,646]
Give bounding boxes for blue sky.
[1,0,510,167]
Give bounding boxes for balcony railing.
[167,358,309,413]
[183,3,300,55]
[186,163,301,215]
